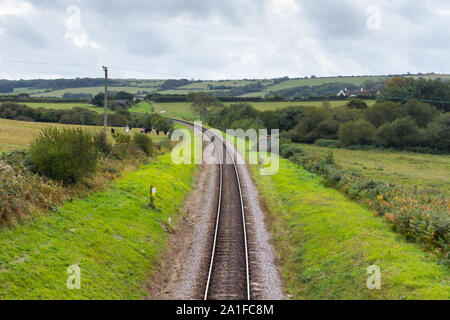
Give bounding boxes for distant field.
[228,100,375,111]
[153,102,194,119]
[134,100,376,119]
[31,86,155,98]
[264,76,390,93]
[127,101,152,113]
[0,118,164,153]
[298,144,450,196]
[11,75,395,98]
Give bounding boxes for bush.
[314,139,342,148]
[338,119,375,146]
[279,144,304,159]
[96,113,127,127]
[375,117,420,147]
[425,113,450,152]
[93,132,113,155]
[347,98,368,109]
[364,102,403,127]
[59,112,82,124]
[132,133,153,156]
[30,128,99,184]
[402,100,437,128]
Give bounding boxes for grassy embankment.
[298,144,450,196]
[250,158,449,299]
[0,126,198,299]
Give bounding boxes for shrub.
[338,119,375,146]
[132,133,153,156]
[316,119,340,139]
[376,117,420,147]
[279,144,304,159]
[30,128,99,184]
[425,113,450,152]
[402,100,437,128]
[314,139,342,148]
[364,102,403,127]
[347,98,368,109]
[93,132,113,155]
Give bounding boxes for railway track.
[173,120,250,300]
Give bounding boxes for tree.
[375,117,420,147]
[91,92,104,106]
[386,77,406,89]
[402,100,437,128]
[379,78,450,111]
[338,119,375,146]
[112,91,134,100]
[364,102,403,127]
[187,92,222,120]
[347,99,368,109]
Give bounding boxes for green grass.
[264,76,390,93]
[0,152,198,299]
[31,86,149,98]
[250,158,450,300]
[152,102,195,119]
[298,144,450,196]
[128,101,152,113]
[228,100,375,111]
[136,100,375,119]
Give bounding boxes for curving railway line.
[173,120,250,300]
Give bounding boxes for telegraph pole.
[102,66,108,136]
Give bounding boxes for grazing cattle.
[140,127,145,134]
[156,129,160,135]
[111,128,115,135]
[126,126,131,135]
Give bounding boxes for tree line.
[0,103,174,132]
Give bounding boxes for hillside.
[1,73,449,100]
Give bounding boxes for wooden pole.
[103,66,108,137]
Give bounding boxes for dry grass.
[0,118,163,153]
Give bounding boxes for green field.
[263,76,390,93]
[31,86,154,98]
[129,100,376,120]
[251,158,450,299]
[232,100,375,111]
[298,144,450,196]
[4,74,448,99]
[0,152,197,299]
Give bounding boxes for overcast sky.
[0,0,449,80]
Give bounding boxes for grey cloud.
[0,0,449,79]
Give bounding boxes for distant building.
[337,87,379,97]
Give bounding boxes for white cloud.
[64,31,100,49]
[269,0,299,18]
[0,0,33,17]
[436,9,450,16]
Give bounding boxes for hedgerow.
[279,144,450,263]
